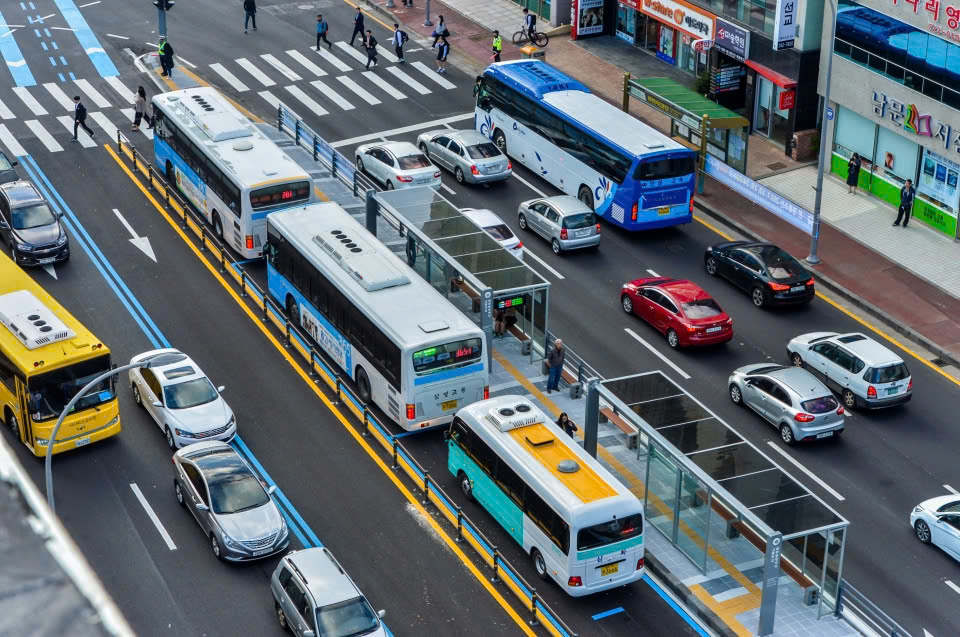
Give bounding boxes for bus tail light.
[637,557,645,570]
[689,194,695,213]
[245,235,254,250]
[406,404,416,420]
[470,165,480,176]
[631,202,638,221]
[484,386,490,400]
[397,175,414,182]
[568,576,583,587]
[560,228,568,240]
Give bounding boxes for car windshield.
[562,212,597,229]
[577,513,643,551]
[397,154,430,170]
[484,223,514,241]
[12,203,57,230]
[315,596,380,637]
[466,142,501,159]
[937,501,960,513]
[163,378,218,409]
[866,363,910,383]
[27,354,113,422]
[682,298,723,318]
[801,395,839,414]
[208,471,270,514]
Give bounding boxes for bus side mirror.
[27,395,38,412]
[442,429,451,441]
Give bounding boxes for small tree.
[694,70,711,96]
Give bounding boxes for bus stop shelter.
[372,188,551,364]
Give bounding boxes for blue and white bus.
[152,87,313,258]
[476,60,697,231]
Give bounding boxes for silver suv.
[786,332,912,409]
[517,195,600,254]
[271,548,388,637]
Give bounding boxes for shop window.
[876,126,919,184]
[833,107,876,162]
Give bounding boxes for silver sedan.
[416,129,512,185]
[517,195,600,254]
[729,364,845,446]
[355,141,441,191]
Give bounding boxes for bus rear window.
[562,213,597,229]
[635,156,696,181]
[250,181,310,209]
[413,337,482,374]
[577,513,643,551]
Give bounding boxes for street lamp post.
[808,0,838,265]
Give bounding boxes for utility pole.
[153,0,175,38]
[808,0,837,265]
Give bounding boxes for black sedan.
[704,241,814,308]
[0,151,19,185]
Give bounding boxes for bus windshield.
[413,338,482,374]
[250,181,311,210]
[634,156,696,181]
[577,513,644,551]
[28,354,113,422]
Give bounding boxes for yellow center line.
[104,144,537,637]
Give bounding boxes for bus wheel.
[286,296,299,323]
[356,367,371,404]
[531,548,548,580]
[6,412,19,440]
[458,471,474,501]
[493,130,507,155]
[212,212,223,240]
[578,185,595,211]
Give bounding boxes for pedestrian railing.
[836,579,913,637]
[113,130,578,637]
[545,330,602,386]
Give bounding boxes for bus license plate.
[442,399,458,411]
[657,206,669,216]
[790,286,805,292]
[75,437,91,447]
[601,563,619,576]
[816,431,833,439]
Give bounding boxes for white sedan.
[129,349,236,449]
[355,141,441,191]
[910,495,960,562]
[460,207,523,261]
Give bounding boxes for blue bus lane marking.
[52,0,118,77]
[0,7,38,86]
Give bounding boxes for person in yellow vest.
[492,30,502,62]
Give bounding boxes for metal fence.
[112,130,578,637]
[836,579,913,637]
[545,331,602,386]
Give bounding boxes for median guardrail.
[836,580,912,637]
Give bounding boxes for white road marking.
[260,53,302,82]
[120,108,153,139]
[647,269,659,277]
[78,0,100,6]
[385,66,430,95]
[175,56,196,68]
[406,47,423,52]
[0,124,26,156]
[946,580,960,596]
[411,60,455,89]
[331,112,472,147]
[130,483,176,550]
[336,76,380,105]
[12,87,47,115]
[258,90,281,111]
[765,441,845,501]
[42,264,57,279]
[522,247,565,279]
[924,629,935,637]
[335,40,372,66]
[624,328,691,380]
[312,45,351,72]
[945,484,959,495]
[284,85,328,117]
[510,171,547,197]
[44,82,76,110]
[286,49,326,76]
[25,119,62,152]
[113,208,157,261]
[439,182,456,195]
[361,71,405,100]
[0,98,14,120]
[235,57,276,86]
[104,76,134,104]
[105,33,129,40]
[89,111,118,142]
[73,78,111,108]
[56,116,95,147]
[376,45,399,64]
[209,63,250,92]
[49,26,76,31]
[310,80,354,111]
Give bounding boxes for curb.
[694,199,960,371]
[645,552,739,637]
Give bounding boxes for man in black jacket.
[893,179,916,228]
[363,30,378,69]
[158,36,175,76]
[243,0,257,33]
[349,7,365,45]
[71,96,94,142]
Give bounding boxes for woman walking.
[131,86,152,132]
[431,15,448,47]
[436,35,450,73]
[847,152,861,194]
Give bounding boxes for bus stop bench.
[451,278,482,313]
[599,406,639,449]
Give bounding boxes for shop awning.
[744,60,797,89]
[627,77,749,129]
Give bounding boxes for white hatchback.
[460,207,523,260]
[129,348,236,449]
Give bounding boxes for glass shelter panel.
[645,444,680,541]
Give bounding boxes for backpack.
[398,30,408,44]
[528,14,537,28]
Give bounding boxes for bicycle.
[512,28,548,47]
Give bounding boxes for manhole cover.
[767,162,787,170]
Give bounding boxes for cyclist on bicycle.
[522,8,537,42]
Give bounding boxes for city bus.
[151,86,313,258]
[447,395,645,596]
[0,254,121,455]
[475,60,697,231]
[264,203,489,431]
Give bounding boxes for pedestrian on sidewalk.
[546,338,565,394]
[71,96,94,142]
[131,86,153,132]
[847,153,861,194]
[316,14,331,50]
[391,23,407,63]
[363,30,378,69]
[349,7,365,46]
[557,413,578,438]
[431,15,448,48]
[158,36,174,77]
[894,179,916,227]
[436,36,449,73]
[492,30,502,62]
[243,0,257,33]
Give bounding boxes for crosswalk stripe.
[210,63,250,92]
[44,83,76,111]
[0,124,26,156]
[285,49,327,77]
[411,61,456,89]
[56,115,96,147]
[335,41,372,67]
[284,85,329,117]
[260,54,302,82]
[385,67,430,95]
[105,76,135,104]
[309,80,354,111]
[236,57,276,87]
[312,45,350,72]
[25,119,63,152]
[12,87,48,116]
[0,98,14,120]
[259,90,281,111]
[361,71,406,100]
[376,44,399,64]
[336,76,380,106]
[120,109,154,140]
[73,79,111,109]
[89,111,119,143]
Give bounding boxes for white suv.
[786,332,912,409]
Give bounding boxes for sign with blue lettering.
[826,106,834,121]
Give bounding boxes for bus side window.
[0,351,17,394]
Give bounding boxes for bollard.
[491,546,500,583]
[308,347,318,378]
[284,320,291,348]
[116,129,121,154]
[334,378,342,405]
[529,589,540,626]
[240,272,248,297]
[146,163,153,190]
[199,229,207,252]
[361,409,369,437]
[220,251,226,274]
[424,0,433,26]
[295,120,301,146]
[455,506,463,542]
[163,185,170,210]
[422,472,430,505]
[391,438,399,469]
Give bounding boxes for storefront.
[633,0,714,75]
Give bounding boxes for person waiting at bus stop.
[557,412,578,438]
[546,338,565,393]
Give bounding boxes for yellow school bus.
[0,253,121,455]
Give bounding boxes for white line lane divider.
[510,171,547,198]
[647,269,659,277]
[946,580,960,596]
[522,246,564,280]
[439,182,456,196]
[945,484,959,495]
[331,112,472,148]
[129,483,177,551]
[765,441,846,501]
[624,327,691,380]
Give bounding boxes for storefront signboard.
[773,0,796,50]
[640,0,715,40]
[779,90,796,109]
[918,147,960,213]
[871,90,960,156]
[715,18,750,61]
[578,0,606,36]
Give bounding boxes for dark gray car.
[0,180,69,266]
[0,151,19,184]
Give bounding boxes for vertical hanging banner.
[773,0,796,50]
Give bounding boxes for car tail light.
[836,406,845,415]
[397,175,414,182]
[560,228,568,240]
[806,277,815,286]
[767,282,791,291]
[689,194,695,213]
[484,386,490,400]
[595,223,601,233]
[515,242,523,249]
[794,413,815,422]
[867,385,877,399]
[470,165,480,175]
[507,160,513,170]
[637,557,644,570]
[907,378,913,391]
[568,576,583,587]
[631,202,638,221]
[687,325,697,332]
[245,235,254,250]
[433,171,441,179]
[725,317,733,324]
[406,403,416,420]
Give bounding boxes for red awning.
[744,60,797,89]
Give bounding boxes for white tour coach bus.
[265,203,490,431]
[151,87,313,258]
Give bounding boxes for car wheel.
[275,602,289,631]
[705,256,718,276]
[518,213,528,231]
[578,185,595,211]
[165,427,176,450]
[455,167,465,184]
[914,519,932,544]
[356,156,365,173]
[356,367,371,404]
[211,534,224,561]
[729,384,742,405]
[174,480,185,507]
[132,383,143,406]
[385,180,394,191]
[779,423,795,446]
[418,142,429,157]
[621,295,633,314]
[531,548,548,580]
[493,130,507,154]
[551,238,561,255]
[842,389,857,409]
[790,353,804,368]
[212,212,224,241]
[666,329,679,349]
[751,287,766,308]
[458,471,474,501]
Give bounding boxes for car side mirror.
[196,503,209,511]
[378,609,386,619]
[152,400,162,408]
[267,485,277,495]
[10,159,17,166]
[217,385,225,393]
[57,211,64,218]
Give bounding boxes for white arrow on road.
[112,208,156,262]
[42,265,57,279]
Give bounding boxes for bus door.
[13,377,31,448]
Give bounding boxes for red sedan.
[620,277,733,348]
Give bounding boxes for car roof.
[0,180,43,205]
[143,350,207,385]
[380,141,421,157]
[288,548,362,607]
[191,446,250,477]
[829,333,902,364]
[460,208,504,227]
[446,129,490,145]
[542,195,591,215]
[766,366,831,396]
[655,279,710,303]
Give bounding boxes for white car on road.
[460,207,523,260]
[129,349,236,449]
[911,495,960,563]
[355,141,441,191]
